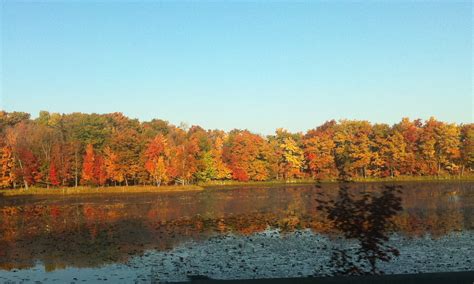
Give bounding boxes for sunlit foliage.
[0,111,472,189]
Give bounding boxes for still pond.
[0,181,473,282]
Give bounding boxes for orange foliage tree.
[81,144,95,185]
[144,134,169,186]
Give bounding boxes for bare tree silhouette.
[316,182,403,275]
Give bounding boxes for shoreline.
[1,176,473,197]
[0,185,205,197]
[201,175,474,187]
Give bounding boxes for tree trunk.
[17,158,28,190]
[61,147,65,186]
[74,150,79,187]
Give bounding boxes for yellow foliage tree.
[279,137,304,179]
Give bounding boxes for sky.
[1,1,472,135]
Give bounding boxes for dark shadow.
[316,182,403,275]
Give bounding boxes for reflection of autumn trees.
[0,183,472,271]
[394,208,464,237]
[391,183,468,237]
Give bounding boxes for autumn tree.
[368,124,391,177]
[0,146,16,188]
[0,111,30,134]
[459,124,474,175]
[15,148,42,189]
[211,135,232,180]
[379,130,407,177]
[303,131,336,179]
[333,121,373,178]
[103,146,122,185]
[5,121,42,189]
[37,112,75,186]
[144,134,169,186]
[50,143,75,186]
[279,136,304,179]
[223,130,271,181]
[416,117,461,175]
[49,161,60,187]
[168,135,200,185]
[350,122,373,178]
[418,117,441,175]
[435,122,461,174]
[141,119,170,140]
[109,128,143,186]
[268,128,304,180]
[393,118,423,175]
[93,155,107,186]
[81,144,95,185]
[195,130,232,182]
[195,151,217,182]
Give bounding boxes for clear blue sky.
[1,1,472,134]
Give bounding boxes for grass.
[350,175,474,183]
[1,175,472,196]
[0,185,204,196]
[199,179,320,188]
[201,175,474,188]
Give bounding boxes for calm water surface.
[0,181,473,282]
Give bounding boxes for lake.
[0,181,473,282]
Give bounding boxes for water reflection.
[0,182,472,272]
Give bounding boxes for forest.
[0,111,472,189]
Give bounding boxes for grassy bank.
[0,185,204,196]
[1,175,472,196]
[201,175,474,188]
[350,175,474,183]
[199,179,320,188]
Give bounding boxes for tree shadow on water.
[316,181,403,276]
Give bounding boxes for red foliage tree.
[16,148,41,188]
[81,144,95,185]
[223,131,270,181]
[49,161,60,186]
[93,155,107,186]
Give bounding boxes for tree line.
[0,111,472,189]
